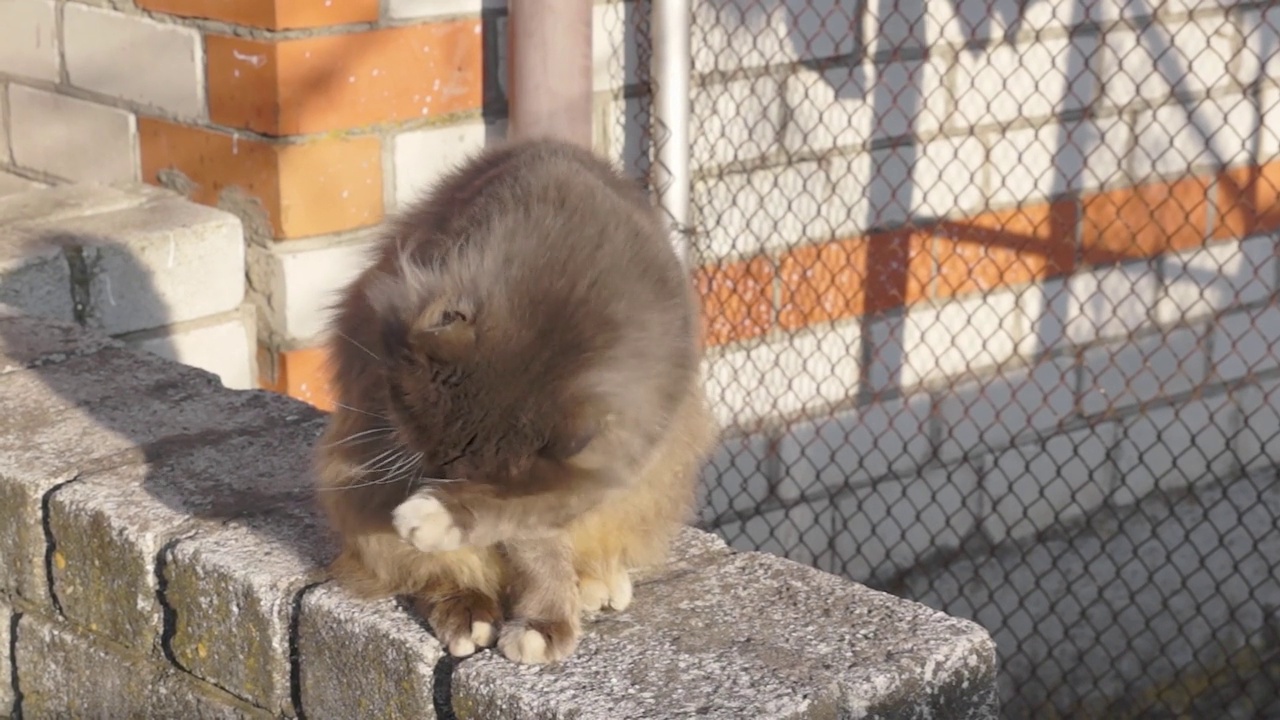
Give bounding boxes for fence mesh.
[623,1,1280,717]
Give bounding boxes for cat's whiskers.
[331,401,389,420]
[323,426,395,448]
[334,330,381,362]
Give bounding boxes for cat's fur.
[313,138,719,664]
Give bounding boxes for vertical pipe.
[651,0,693,266]
[506,0,594,148]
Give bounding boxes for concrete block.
[63,4,205,119]
[698,432,773,524]
[776,391,934,501]
[119,304,257,390]
[702,321,861,428]
[454,551,998,719]
[0,0,58,82]
[1158,234,1277,326]
[935,356,1079,463]
[953,34,1099,129]
[1079,325,1210,416]
[296,584,443,716]
[903,288,1022,387]
[982,423,1118,543]
[392,120,490,207]
[0,182,154,226]
[905,132,989,221]
[1021,261,1161,352]
[1233,374,1280,473]
[29,196,246,335]
[0,232,76,323]
[717,500,834,569]
[0,346,224,602]
[13,613,269,719]
[593,0,639,92]
[0,89,11,165]
[831,459,981,584]
[1102,19,1243,109]
[1114,392,1240,505]
[47,413,323,654]
[8,85,138,184]
[1211,304,1280,382]
[248,231,374,345]
[0,600,10,714]
[694,74,785,170]
[0,171,45,197]
[386,0,504,20]
[0,313,119,374]
[1132,94,1258,180]
[691,0,860,75]
[164,505,330,716]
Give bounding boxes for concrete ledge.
[0,313,999,719]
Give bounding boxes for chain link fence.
[610,1,1280,717]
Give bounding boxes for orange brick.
[931,200,1078,298]
[263,346,335,411]
[1216,163,1280,240]
[778,238,867,329]
[206,21,484,136]
[136,0,378,29]
[1081,177,1211,265]
[138,117,383,239]
[695,257,775,347]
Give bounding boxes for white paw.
[580,571,633,613]
[447,620,496,657]
[499,627,549,665]
[392,494,463,553]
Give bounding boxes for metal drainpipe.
[651,0,693,267]
[506,0,594,148]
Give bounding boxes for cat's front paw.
[392,493,463,553]
[425,590,501,658]
[579,569,633,613]
[497,619,579,665]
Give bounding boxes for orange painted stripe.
[136,0,379,30]
[206,20,484,136]
[1216,162,1280,240]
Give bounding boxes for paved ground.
[890,469,1280,719]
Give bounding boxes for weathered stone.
[163,501,333,715]
[48,415,325,656]
[297,583,445,717]
[12,612,270,719]
[1,600,12,716]
[0,313,121,374]
[0,232,76,324]
[0,183,152,227]
[452,551,998,720]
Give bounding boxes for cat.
[312,137,719,664]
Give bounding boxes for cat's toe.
[498,620,578,665]
[392,494,463,553]
[579,570,632,613]
[421,589,501,658]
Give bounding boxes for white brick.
[601,94,647,180]
[248,232,377,345]
[907,133,988,220]
[20,197,246,334]
[903,289,1022,387]
[1132,95,1258,180]
[1233,374,1280,473]
[703,322,861,429]
[935,356,1078,462]
[781,58,945,156]
[692,159,859,259]
[8,86,138,184]
[982,423,1118,543]
[864,312,906,396]
[120,306,257,390]
[0,0,57,82]
[693,75,785,170]
[386,0,504,20]
[831,460,980,584]
[717,501,834,569]
[989,116,1136,206]
[1241,9,1280,89]
[1261,84,1280,163]
[63,5,203,119]
[1113,393,1238,505]
[698,433,773,524]
[1102,20,1243,109]
[953,34,1100,129]
[691,0,859,75]
[775,391,934,501]
[925,0,1107,48]
[1158,235,1277,326]
[1211,305,1280,382]
[593,1,639,92]
[1020,262,1160,352]
[1079,325,1209,416]
[392,121,495,208]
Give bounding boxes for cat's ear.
[410,307,476,364]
